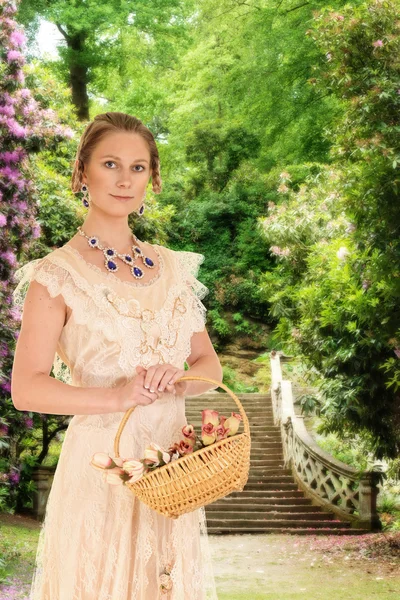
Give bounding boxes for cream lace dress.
[12,242,219,600]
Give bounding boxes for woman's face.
[81,131,152,216]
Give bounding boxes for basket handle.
[114,375,250,459]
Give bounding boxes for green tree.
[259,0,400,463]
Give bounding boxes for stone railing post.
[31,466,56,521]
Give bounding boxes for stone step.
[186,408,274,413]
[249,448,283,455]
[249,448,283,454]
[205,511,335,521]
[246,473,293,480]
[186,401,273,406]
[246,474,294,481]
[186,409,274,414]
[250,436,282,440]
[205,518,346,529]
[250,440,282,446]
[185,420,276,427]
[250,442,282,446]
[248,468,291,476]
[186,413,274,417]
[250,441,282,446]
[186,405,274,409]
[206,527,367,535]
[214,497,314,506]
[186,406,274,411]
[206,502,319,512]
[249,459,285,465]
[186,393,272,400]
[243,482,298,491]
[227,490,306,498]
[248,431,282,435]
[249,460,284,466]
[249,440,282,446]
[185,420,280,424]
[249,437,282,442]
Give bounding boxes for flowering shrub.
[258,0,400,466]
[90,409,243,485]
[0,0,75,512]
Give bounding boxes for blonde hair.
[71,112,162,194]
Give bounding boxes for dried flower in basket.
[159,566,173,594]
[90,409,243,485]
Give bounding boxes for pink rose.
[182,424,196,447]
[215,422,230,441]
[168,440,194,456]
[224,412,242,437]
[201,409,219,427]
[201,422,217,445]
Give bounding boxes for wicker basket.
[113,375,251,519]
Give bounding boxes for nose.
[116,167,134,188]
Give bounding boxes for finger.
[143,366,157,391]
[147,367,176,393]
[167,370,186,387]
[156,370,178,392]
[138,383,158,399]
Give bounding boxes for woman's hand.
[140,364,189,397]
[116,364,189,412]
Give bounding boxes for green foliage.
[259,1,400,462]
[220,365,259,394]
[207,309,231,339]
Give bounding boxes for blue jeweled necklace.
[77,226,156,280]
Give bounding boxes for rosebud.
[90,452,114,471]
[224,412,242,437]
[201,422,217,445]
[104,468,125,485]
[202,409,219,427]
[144,442,170,466]
[123,459,146,483]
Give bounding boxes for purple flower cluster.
[0,0,75,510]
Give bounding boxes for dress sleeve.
[173,249,210,332]
[12,255,74,386]
[12,256,69,313]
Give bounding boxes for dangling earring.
[81,183,90,208]
[137,192,146,217]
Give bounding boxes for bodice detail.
[12,243,209,394]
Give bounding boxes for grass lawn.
[0,513,399,599]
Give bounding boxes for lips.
[111,194,133,200]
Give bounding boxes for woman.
[11,112,222,600]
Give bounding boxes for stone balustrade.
[270,350,382,531]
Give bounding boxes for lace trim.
[12,255,122,343]
[61,243,165,288]
[173,250,209,301]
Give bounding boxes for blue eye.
[104,161,145,172]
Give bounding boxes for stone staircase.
[185,392,370,535]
